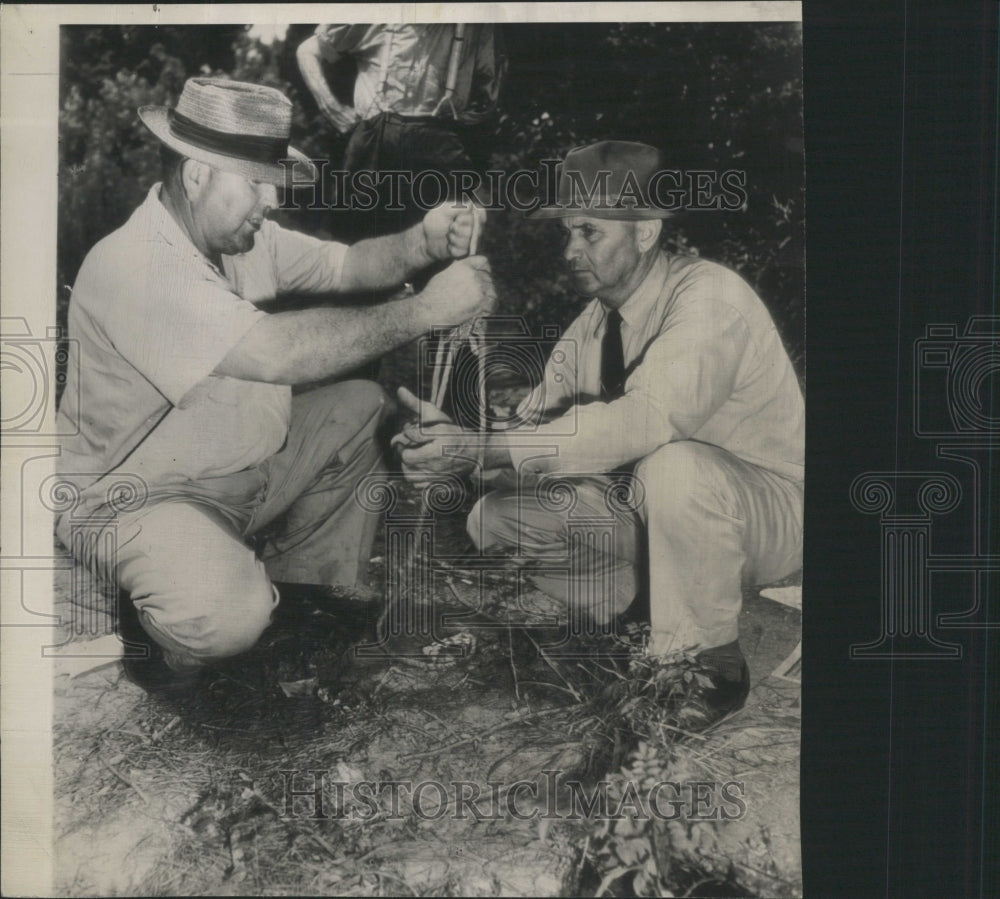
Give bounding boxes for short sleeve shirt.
[314,24,504,123]
[56,184,348,508]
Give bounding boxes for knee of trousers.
[634,441,740,526]
[337,379,393,416]
[131,556,278,663]
[466,491,521,551]
[315,379,394,429]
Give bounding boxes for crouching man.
[54,78,496,693]
[397,141,803,728]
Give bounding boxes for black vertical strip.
[803,2,999,896]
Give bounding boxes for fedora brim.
[139,106,317,186]
[526,205,674,221]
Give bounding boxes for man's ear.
[635,218,662,253]
[179,159,211,201]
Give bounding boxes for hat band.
[168,110,290,166]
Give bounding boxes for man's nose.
[257,183,278,216]
[563,235,583,263]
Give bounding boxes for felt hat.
[139,77,316,185]
[528,140,673,220]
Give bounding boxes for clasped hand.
[422,201,485,261]
[391,387,477,486]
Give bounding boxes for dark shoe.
[674,643,751,730]
[617,641,751,734]
[117,591,202,696]
[121,650,202,697]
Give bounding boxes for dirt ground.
[48,361,803,897]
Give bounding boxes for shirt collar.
[142,182,225,275]
[598,250,669,330]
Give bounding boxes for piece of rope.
[431,203,484,411]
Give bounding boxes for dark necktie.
[601,309,626,400]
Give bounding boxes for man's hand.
[390,386,452,451]
[392,386,474,485]
[318,98,361,134]
[398,422,477,485]
[296,35,362,134]
[416,256,497,329]
[422,202,485,261]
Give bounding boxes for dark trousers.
[339,112,475,242]
[337,112,484,426]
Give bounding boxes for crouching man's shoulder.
[667,254,773,321]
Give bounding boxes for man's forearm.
[339,224,435,293]
[296,36,338,109]
[218,294,434,384]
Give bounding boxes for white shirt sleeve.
[508,291,751,476]
[264,221,348,296]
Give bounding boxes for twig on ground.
[418,707,463,741]
[515,679,584,701]
[388,716,439,743]
[655,721,710,742]
[99,757,150,804]
[215,673,260,693]
[399,708,553,761]
[371,869,417,895]
[152,715,181,742]
[575,835,592,889]
[354,840,435,866]
[518,629,583,702]
[442,575,480,612]
[507,618,522,702]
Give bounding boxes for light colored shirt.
[56,184,348,511]
[314,24,505,124]
[507,251,805,484]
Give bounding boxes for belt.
[371,111,457,127]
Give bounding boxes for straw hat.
[528,141,673,220]
[139,77,316,185]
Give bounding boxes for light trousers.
[466,440,803,655]
[57,380,391,668]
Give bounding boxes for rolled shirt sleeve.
[314,24,368,60]
[97,221,349,407]
[93,242,266,407]
[266,221,348,295]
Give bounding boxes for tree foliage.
[57,23,804,373]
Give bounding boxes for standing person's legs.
[466,475,643,625]
[340,116,384,243]
[634,441,803,657]
[249,380,393,588]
